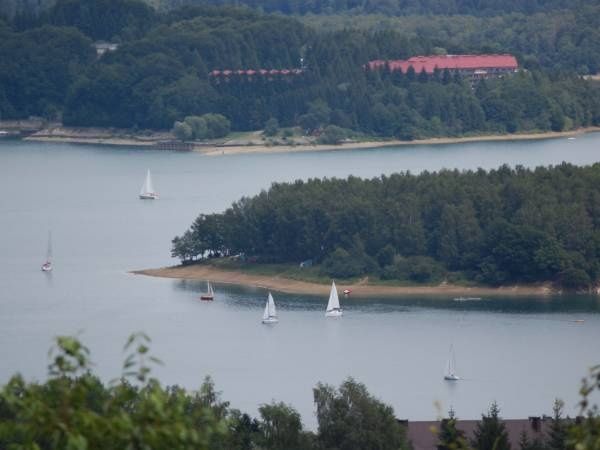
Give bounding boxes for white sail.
[145,170,154,193]
[444,345,459,380]
[262,292,279,323]
[139,169,159,199]
[325,281,342,316]
[41,231,53,271]
[267,293,277,318]
[140,169,154,195]
[200,280,214,300]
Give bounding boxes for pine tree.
[438,408,470,450]
[518,430,545,450]
[471,402,511,450]
[547,399,567,450]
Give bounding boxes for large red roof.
[368,54,518,74]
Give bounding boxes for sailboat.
[41,231,52,272]
[444,345,460,381]
[261,292,279,324]
[200,281,214,301]
[325,280,343,317]
[139,169,159,199]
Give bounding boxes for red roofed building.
[208,67,305,83]
[367,54,518,81]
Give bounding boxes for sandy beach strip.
[23,127,600,154]
[198,128,600,156]
[132,265,554,298]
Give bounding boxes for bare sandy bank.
[23,125,172,147]
[198,128,600,156]
[20,124,600,154]
[132,265,554,298]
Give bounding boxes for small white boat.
[567,137,576,140]
[325,280,343,317]
[444,344,460,381]
[261,292,279,324]
[453,296,482,302]
[139,169,159,199]
[200,281,214,301]
[41,231,53,272]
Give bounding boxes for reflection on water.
[174,279,600,314]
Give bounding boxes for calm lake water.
[1,135,600,428]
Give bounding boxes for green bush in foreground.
[0,334,409,450]
[1,334,598,450]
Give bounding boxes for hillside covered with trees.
[172,163,600,290]
[1,0,599,139]
[157,0,594,16]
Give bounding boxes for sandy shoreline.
[132,265,555,298]
[22,126,600,155]
[199,128,600,156]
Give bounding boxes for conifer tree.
[438,408,470,450]
[518,429,545,450]
[471,402,511,450]
[547,399,567,450]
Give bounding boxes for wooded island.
[172,164,600,291]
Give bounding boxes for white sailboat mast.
[46,231,52,261]
[146,169,154,193]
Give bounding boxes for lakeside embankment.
[133,264,555,297]
[13,122,600,154]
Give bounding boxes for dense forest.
[1,0,599,138]
[1,333,597,449]
[155,0,595,16]
[172,163,600,290]
[2,0,595,18]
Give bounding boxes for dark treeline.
[303,9,600,75]
[1,334,598,450]
[173,163,600,290]
[1,0,600,136]
[127,0,596,17]
[1,0,591,21]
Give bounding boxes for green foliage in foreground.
[173,163,600,290]
[1,334,599,449]
[0,334,408,450]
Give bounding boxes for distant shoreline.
[20,124,600,155]
[132,264,556,298]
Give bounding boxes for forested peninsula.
[1,0,600,143]
[171,164,600,292]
